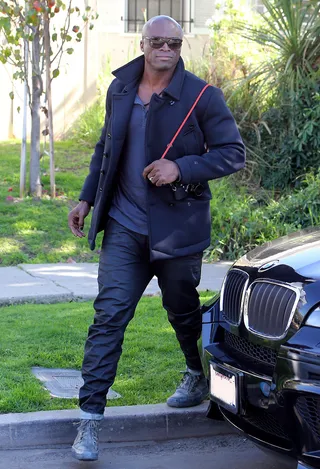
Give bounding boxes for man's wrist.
[79,200,91,208]
[174,163,181,183]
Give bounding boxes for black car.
[201,228,320,469]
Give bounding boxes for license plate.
[210,363,239,414]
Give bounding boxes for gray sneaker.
[167,371,209,408]
[71,419,100,461]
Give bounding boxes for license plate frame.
[210,362,242,414]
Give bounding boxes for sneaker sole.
[166,398,207,408]
[167,390,209,408]
[71,447,98,461]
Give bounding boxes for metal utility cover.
[32,367,121,400]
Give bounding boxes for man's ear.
[140,39,144,52]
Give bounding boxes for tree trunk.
[20,18,29,199]
[29,27,42,197]
[43,11,55,198]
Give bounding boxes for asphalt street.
[0,435,296,469]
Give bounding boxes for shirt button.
[107,133,111,139]
[188,202,191,206]
[100,170,105,175]
[103,152,108,158]
[99,187,103,192]
[169,203,174,207]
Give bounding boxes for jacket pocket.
[149,198,211,255]
[183,124,196,136]
[181,125,202,155]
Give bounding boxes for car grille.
[245,281,298,339]
[224,330,277,369]
[221,269,249,325]
[243,407,290,441]
[221,407,291,446]
[296,396,320,442]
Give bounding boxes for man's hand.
[143,159,180,187]
[68,201,91,238]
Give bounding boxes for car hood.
[234,227,320,282]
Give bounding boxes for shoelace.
[74,420,100,445]
[178,371,201,393]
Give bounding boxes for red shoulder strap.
[160,83,212,159]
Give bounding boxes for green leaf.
[17,106,21,113]
[9,91,14,100]
[0,17,11,33]
[4,48,11,58]
[14,49,21,60]
[66,48,74,54]
[52,32,57,41]
[52,69,60,78]
[76,32,82,39]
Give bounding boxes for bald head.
[142,16,184,39]
[140,15,183,73]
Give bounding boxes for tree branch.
[25,41,32,108]
[50,0,72,65]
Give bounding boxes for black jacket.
[80,55,246,260]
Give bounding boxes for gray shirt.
[109,94,148,235]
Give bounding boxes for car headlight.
[305,306,320,327]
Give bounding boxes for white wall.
[0,0,215,141]
[0,64,20,141]
[192,0,215,33]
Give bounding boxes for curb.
[0,292,162,307]
[0,293,96,308]
[0,402,235,449]
[0,262,232,308]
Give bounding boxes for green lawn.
[0,140,102,265]
[0,292,214,414]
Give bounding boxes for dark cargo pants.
[79,218,203,415]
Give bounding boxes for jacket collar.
[112,55,185,101]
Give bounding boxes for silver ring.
[148,176,154,181]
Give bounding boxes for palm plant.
[229,0,320,189]
[235,0,320,96]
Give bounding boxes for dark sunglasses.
[143,36,183,50]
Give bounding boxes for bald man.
[69,15,245,461]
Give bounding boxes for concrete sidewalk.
[0,261,232,306]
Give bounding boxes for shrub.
[193,0,320,191]
[233,0,320,189]
[256,82,320,189]
[206,171,320,261]
[68,99,105,148]
[68,58,112,147]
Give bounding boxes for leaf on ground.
[66,257,76,263]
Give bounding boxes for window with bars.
[124,0,192,34]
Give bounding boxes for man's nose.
[159,41,171,51]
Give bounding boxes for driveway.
[0,435,295,469]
